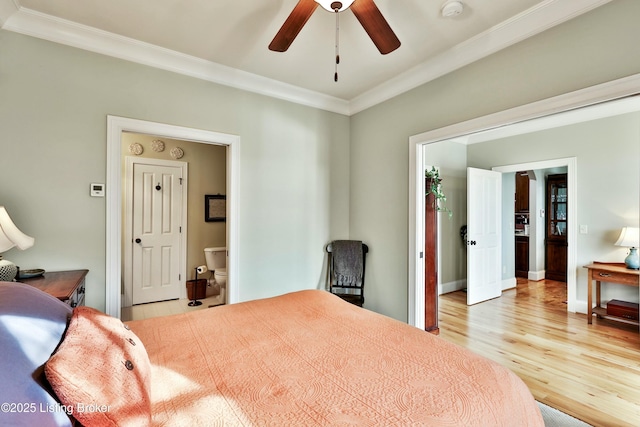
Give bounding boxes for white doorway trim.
[408,73,640,328]
[123,157,189,307]
[106,116,240,319]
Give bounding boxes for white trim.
[0,0,18,27]
[106,116,240,319]
[2,1,610,115]
[502,277,517,291]
[408,73,640,328]
[3,8,350,116]
[123,157,189,307]
[440,279,466,295]
[528,270,546,281]
[350,0,612,114]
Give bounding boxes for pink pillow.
[45,306,151,427]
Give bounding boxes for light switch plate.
[579,224,588,234]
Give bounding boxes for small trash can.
[186,279,207,300]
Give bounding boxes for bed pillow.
[0,281,74,427]
[45,306,151,427]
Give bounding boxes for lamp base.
[0,259,18,281]
[625,247,639,270]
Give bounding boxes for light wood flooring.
[121,294,224,322]
[438,279,640,427]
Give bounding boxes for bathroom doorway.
[121,133,228,307]
[105,116,240,319]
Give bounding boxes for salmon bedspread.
[127,290,543,426]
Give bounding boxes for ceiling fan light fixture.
[315,0,355,12]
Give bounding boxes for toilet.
[204,247,227,300]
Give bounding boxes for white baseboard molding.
[502,277,517,291]
[440,279,467,295]
[528,270,546,281]
[573,299,587,314]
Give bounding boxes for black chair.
[326,240,369,307]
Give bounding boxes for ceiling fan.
[269,0,401,55]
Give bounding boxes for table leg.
[587,273,592,324]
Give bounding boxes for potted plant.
[425,166,452,217]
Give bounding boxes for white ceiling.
[0,0,611,114]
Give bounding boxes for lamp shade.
[315,0,355,12]
[614,227,639,248]
[0,206,35,252]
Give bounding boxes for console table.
[21,269,88,307]
[584,263,639,326]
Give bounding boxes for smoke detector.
[441,1,464,18]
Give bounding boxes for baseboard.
[573,299,587,314]
[440,279,467,295]
[502,277,517,291]
[528,270,546,281]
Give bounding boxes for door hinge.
[179,274,181,281]
[179,226,182,233]
[179,178,183,185]
[419,252,424,259]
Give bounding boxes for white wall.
[0,30,350,310]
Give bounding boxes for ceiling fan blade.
[350,0,400,55]
[269,0,319,52]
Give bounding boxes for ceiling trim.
[2,1,612,116]
[2,7,351,115]
[350,0,612,114]
[0,0,18,27]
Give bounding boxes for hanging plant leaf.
[425,166,453,218]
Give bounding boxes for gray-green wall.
[350,0,640,320]
[2,0,639,322]
[0,29,350,310]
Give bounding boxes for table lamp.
[614,226,639,270]
[0,206,35,281]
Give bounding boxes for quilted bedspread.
[127,290,543,426]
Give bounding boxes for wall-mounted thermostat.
[90,183,105,197]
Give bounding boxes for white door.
[132,163,184,304]
[467,167,502,305]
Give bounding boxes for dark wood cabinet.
[515,236,529,278]
[546,174,567,282]
[515,171,530,213]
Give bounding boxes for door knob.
[135,238,142,244]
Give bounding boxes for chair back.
[326,240,369,306]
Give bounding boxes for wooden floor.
[438,279,640,427]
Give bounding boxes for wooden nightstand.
[21,269,88,307]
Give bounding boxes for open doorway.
[105,116,240,319]
[120,133,227,307]
[408,77,640,328]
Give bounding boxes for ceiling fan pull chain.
[334,6,340,82]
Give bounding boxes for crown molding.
[349,0,612,114]
[2,0,611,116]
[0,0,18,27]
[2,7,351,115]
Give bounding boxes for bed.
[0,281,543,426]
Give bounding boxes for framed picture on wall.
[205,194,226,222]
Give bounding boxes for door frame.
[408,73,640,328]
[106,116,240,319]
[123,157,188,307]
